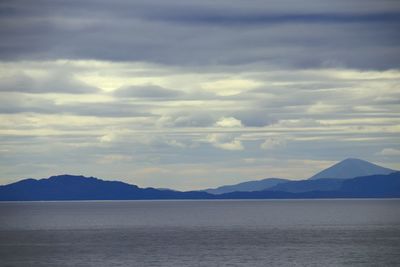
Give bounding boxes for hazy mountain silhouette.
[204,178,289,194]
[0,169,399,201]
[216,172,400,199]
[204,158,396,194]
[268,178,343,193]
[339,172,400,196]
[0,175,211,201]
[309,158,395,180]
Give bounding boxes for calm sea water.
[0,199,399,266]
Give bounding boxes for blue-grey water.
[0,199,399,266]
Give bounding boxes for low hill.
[0,175,211,201]
[204,178,289,194]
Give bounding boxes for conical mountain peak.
[309,158,395,180]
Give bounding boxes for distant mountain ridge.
[203,158,396,194]
[217,172,400,199]
[309,158,395,180]
[0,172,399,201]
[268,178,343,193]
[0,175,211,201]
[204,178,289,194]
[0,158,398,200]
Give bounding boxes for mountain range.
[218,172,400,199]
[205,158,396,194]
[204,178,289,194]
[0,158,398,201]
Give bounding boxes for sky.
[0,0,399,190]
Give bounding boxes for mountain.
[268,178,343,193]
[216,172,400,199]
[309,158,395,180]
[0,175,212,201]
[1,171,399,201]
[204,178,289,194]
[204,158,395,194]
[339,172,400,197]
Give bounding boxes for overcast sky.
[0,0,399,190]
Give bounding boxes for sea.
[0,199,399,266]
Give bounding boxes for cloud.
[1,0,400,190]
[206,133,244,151]
[0,71,99,94]
[231,109,276,127]
[377,148,400,156]
[154,11,400,26]
[0,92,153,117]
[274,119,322,128]
[260,137,287,150]
[215,117,242,127]
[307,102,343,114]
[202,79,261,96]
[158,111,216,127]
[0,1,399,69]
[96,154,134,164]
[99,132,119,143]
[114,84,183,98]
[138,135,190,149]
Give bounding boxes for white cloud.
[99,133,118,143]
[377,148,400,156]
[114,84,182,98]
[260,137,287,150]
[273,119,321,128]
[202,78,261,96]
[206,133,244,151]
[307,102,342,114]
[215,117,243,128]
[215,140,244,151]
[96,154,133,164]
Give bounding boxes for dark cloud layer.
[154,12,400,25]
[0,72,98,94]
[0,0,399,69]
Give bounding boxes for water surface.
[0,199,399,266]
